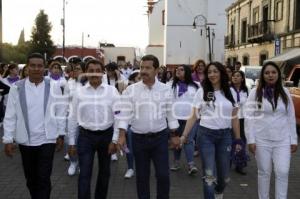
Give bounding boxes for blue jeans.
[173,120,196,164]
[197,126,232,199]
[132,129,170,199]
[126,127,134,169]
[77,127,113,199]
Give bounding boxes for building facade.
[225,0,300,66]
[146,0,234,67]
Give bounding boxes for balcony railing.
[225,34,235,48]
[248,20,275,43]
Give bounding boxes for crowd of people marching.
[0,53,297,199]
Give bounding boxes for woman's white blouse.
[244,87,297,145]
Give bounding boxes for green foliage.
[1,42,29,63]
[29,10,56,59]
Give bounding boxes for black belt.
[133,130,165,138]
[79,126,113,134]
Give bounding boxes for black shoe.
[235,167,247,175]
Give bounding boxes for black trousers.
[19,143,56,199]
[77,126,113,199]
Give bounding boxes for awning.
[264,48,300,77]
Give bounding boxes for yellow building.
[225,0,300,66]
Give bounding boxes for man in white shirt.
[68,59,121,199]
[119,61,132,79]
[3,53,67,199]
[118,55,180,199]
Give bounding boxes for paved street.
[0,128,300,199]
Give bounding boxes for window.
[117,56,126,65]
[275,0,283,21]
[243,55,249,65]
[241,19,247,43]
[259,53,268,66]
[162,10,165,25]
[295,0,300,30]
[232,57,238,66]
[253,7,259,24]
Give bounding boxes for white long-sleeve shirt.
[244,87,298,145]
[118,79,179,133]
[169,83,199,120]
[67,82,121,145]
[231,88,249,119]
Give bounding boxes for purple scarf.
[263,85,275,106]
[178,81,188,97]
[192,72,204,83]
[50,73,60,81]
[7,76,19,84]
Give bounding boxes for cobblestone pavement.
[1,129,300,199]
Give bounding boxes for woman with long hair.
[103,62,127,94]
[192,59,206,83]
[231,71,249,175]
[20,65,29,79]
[170,65,199,175]
[245,62,297,199]
[180,62,241,199]
[2,63,20,86]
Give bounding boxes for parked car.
[240,65,262,89]
[285,64,300,134]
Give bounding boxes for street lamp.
[0,0,2,61]
[61,0,66,60]
[192,14,216,62]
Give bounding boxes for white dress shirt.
[193,87,236,130]
[244,87,298,145]
[119,78,179,134]
[68,82,121,145]
[25,79,56,146]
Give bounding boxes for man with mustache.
[118,55,180,199]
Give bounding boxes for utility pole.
[62,0,65,59]
[192,14,216,63]
[0,0,3,61]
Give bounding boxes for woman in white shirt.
[1,64,20,107]
[245,62,297,199]
[2,63,20,86]
[170,65,199,175]
[66,63,86,176]
[231,70,249,175]
[180,62,241,199]
[48,61,67,91]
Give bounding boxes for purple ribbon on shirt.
[233,87,240,103]
[178,81,188,97]
[263,85,275,104]
[7,76,19,84]
[50,73,61,80]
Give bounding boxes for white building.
[102,47,136,65]
[146,0,234,67]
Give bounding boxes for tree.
[2,43,27,63]
[18,29,25,45]
[29,10,56,59]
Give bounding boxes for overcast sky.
[2,0,149,48]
